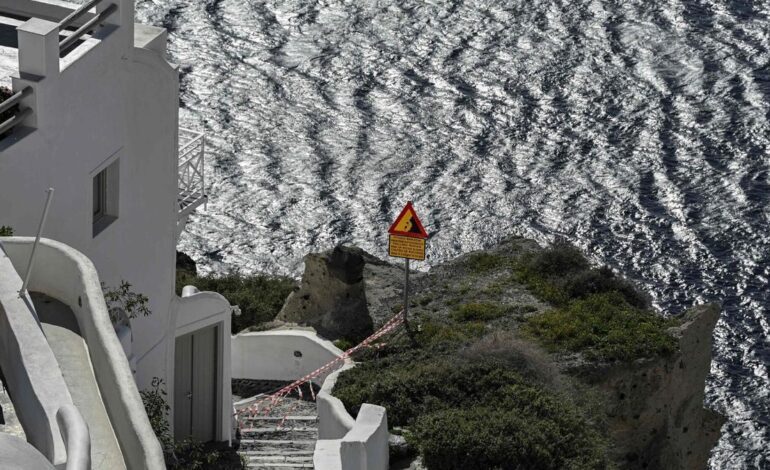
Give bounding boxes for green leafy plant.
[140,377,173,454]
[176,270,295,334]
[0,226,13,236]
[102,280,151,324]
[412,392,607,470]
[333,338,354,351]
[336,359,609,469]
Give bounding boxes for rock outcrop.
[574,304,725,469]
[278,240,724,468]
[276,245,404,341]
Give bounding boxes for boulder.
[276,245,403,341]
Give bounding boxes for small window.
[92,159,119,236]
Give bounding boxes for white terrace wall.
[231,329,344,385]
[314,363,389,470]
[0,0,93,25]
[2,237,165,470]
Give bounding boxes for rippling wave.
[131,0,769,466]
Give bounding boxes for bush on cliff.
[523,291,677,361]
[335,357,609,469]
[413,391,606,470]
[512,243,677,361]
[176,269,295,334]
[513,241,650,309]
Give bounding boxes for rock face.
[176,251,197,275]
[575,304,725,469]
[276,245,403,341]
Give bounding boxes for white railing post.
[19,188,54,296]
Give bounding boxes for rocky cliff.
[277,239,724,468]
[573,304,725,469]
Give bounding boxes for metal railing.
[58,0,117,55]
[178,128,207,217]
[0,87,32,138]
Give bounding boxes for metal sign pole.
[20,188,54,296]
[404,258,413,342]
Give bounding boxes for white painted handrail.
[20,188,54,295]
[56,405,90,470]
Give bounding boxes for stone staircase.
[234,382,318,469]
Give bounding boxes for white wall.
[314,363,389,470]
[231,329,344,384]
[0,0,180,402]
[317,363,356,440]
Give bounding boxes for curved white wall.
[0,244,73,466]
[231,329,344,385]
[313,364,390,470]
[2,237,165,470]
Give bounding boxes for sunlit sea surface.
[132,0,769,466]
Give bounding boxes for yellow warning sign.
[388,202,429,239]
[389,235,425,260]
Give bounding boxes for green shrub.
[513,242,650,309]
[102,281,151,324]
[0,226,13,236]
[336,358,609,469]
[416,320,485,348]
[140,377,172,454]
[450,302,506,322]
[464,252,511,273]
[171,440,245,470]
[176,270,295,334]
[336,359,531,426]
[333,338,354,351]
[413,389,607,470]
[523,292,677,361]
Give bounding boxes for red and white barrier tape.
[234,310,405,425]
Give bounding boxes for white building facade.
[0,0,231,447]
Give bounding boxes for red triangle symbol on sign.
[388,202,428,239]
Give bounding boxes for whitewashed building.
[0,0,232,457]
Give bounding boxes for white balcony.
[178,128,207,219]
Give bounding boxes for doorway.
[174,325,218,442]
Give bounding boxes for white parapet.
[1,237,165,470]
[231,329,344,385]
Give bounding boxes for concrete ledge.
[0,433,56,470]
[313,440,342,470]
[0,242,72,466]
[2,237,165,470]
[340,405,388,470]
